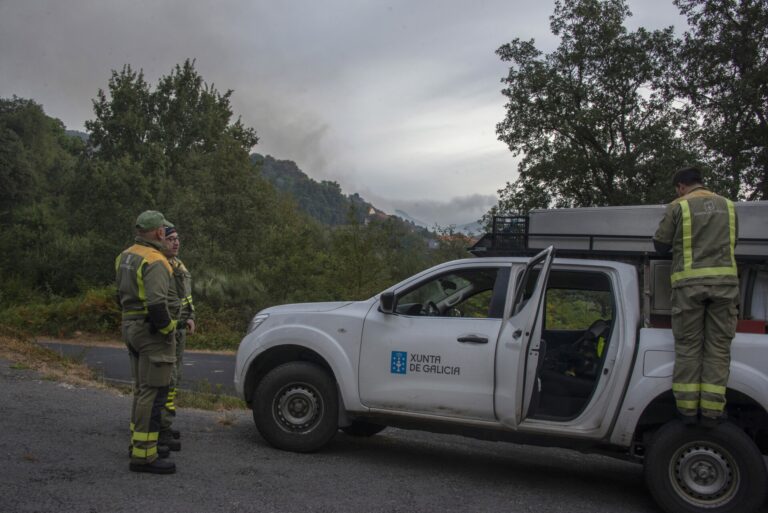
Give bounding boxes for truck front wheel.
[253,362,339,453]
[644,420,767,513]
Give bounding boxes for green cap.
[135,210,174,231]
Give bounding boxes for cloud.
[364,192,499,228]
[0,0,686,228]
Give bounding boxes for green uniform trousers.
[124,319,176,464]
[671,284,739,419]
[160,327,186,431]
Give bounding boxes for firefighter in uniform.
[159,225,196,448]
[654,167,739,426]
[116,210,178,474]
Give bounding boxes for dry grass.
[216,411,239,426]
[0,324,246,411]
[176,386,247,412]
[0,325,109,389]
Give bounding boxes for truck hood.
[262,301,353,314]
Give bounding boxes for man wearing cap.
[115,210,178,474]
[159,225,196,449]
[654,167,739,427]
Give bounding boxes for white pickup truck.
[235,205,768,513]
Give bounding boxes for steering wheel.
[424,301,440,316]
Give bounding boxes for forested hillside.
[0,61,470,347]
[253,154,371,225]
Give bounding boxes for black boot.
[129,458,176,474]
[170,428,181,440]
[677,411,697,426]
[700,412,727,428]
[159,431,181,451]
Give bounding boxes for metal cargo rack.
[470,203,768,329]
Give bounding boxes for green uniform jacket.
[654,186,738,288]
[167,257,195,324]
[115,237,176,335]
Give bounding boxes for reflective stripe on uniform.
[165,388,177,411]
[122,309,148,319]
[131,445,158,459]
[701,383,726,394]
[672,383,701,392]
[132,430,159,442]
[675,399,699,409]
[700,399,725,411]
[136,258,147,306]
[727,198,736,265]
[159,319,177,335]
[671,199,737,284]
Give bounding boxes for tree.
[0,98,85,297]
[669,0,768,200]
[327,206,391,300]
[85,66,155,163]
[77,60,268,277]
[492,0,695,215]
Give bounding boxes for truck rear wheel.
[253,362,338,453]
[644,420,767,513]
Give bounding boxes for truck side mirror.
[379,291,395,314]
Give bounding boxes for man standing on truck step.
[653,166,739,427]
[116,210,178,474]
[159,224,196,451]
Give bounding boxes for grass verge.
[0,288,246,351]
[0,324,245,411]
[0,325,108,387]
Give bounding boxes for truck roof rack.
[470,202,768,263]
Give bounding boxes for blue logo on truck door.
[391,351,407,374]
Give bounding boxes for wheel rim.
[669,439,739,508]
[273,383,323,434]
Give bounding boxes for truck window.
[749,270,768,322]
[395,267,507,318]
[545,289,614,330]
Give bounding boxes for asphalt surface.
[0,357,677,513]
[38,339,236,394]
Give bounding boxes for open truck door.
[494,246,554,426]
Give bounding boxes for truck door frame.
[494,246,554,426]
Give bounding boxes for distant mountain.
[66,130,89,143]
[252,154,479,237]
[393,210,429,228]
[394,209,482,236]
[252,154,403,229]
[456,220,482,235]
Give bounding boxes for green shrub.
[0,286,247,351]
[184,303,244,351]
[0,286,120,337]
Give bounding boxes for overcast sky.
[0,0,685,226]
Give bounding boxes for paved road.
[0,357,675,513]
[38,339,236,394]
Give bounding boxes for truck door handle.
[512,329,522,339]
[457,335,488,344]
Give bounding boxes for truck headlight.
[247,313,269,335]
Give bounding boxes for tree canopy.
[489,0,767,219]
[0,60,459,325]
[669,0,768,200]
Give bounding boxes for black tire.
[644,420,767,513]
[341,420,386,437]
[253,361,338,453]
